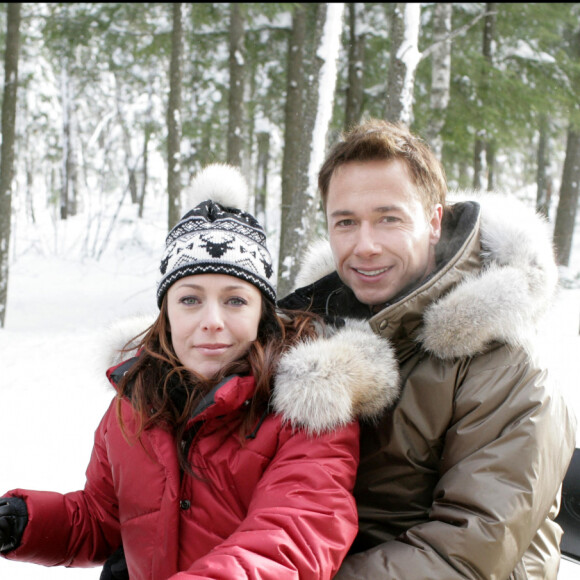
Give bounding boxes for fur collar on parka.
[288,192,559,360]
[100,316,400,435]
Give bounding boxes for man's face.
[326,159,442,306]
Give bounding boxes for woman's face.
[166,274,262,379]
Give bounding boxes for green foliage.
[409,3,580,190]
[4,1,580,223]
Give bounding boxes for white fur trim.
[420,191,558,358]
[293,191,558,359]
[273,319,399,433]
[294,237,335,289]
[97,313,156,386]
[185,163,249,210]
[101,315,399,430]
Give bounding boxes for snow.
[0,208,161,578]
[502,39,557,64]
[0,193,579,579]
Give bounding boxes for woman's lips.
[195,344,230,354]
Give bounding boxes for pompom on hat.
[157,164,276,307]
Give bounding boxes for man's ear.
[429,204,443,245]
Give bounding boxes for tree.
[536,113,551,218]
[59,55,79,219]
[344,2,365,130]
[423,3,452,159]
[0,2,21,328]
[553,126,580,267]
[278,3,345,297]
[227,2,245,168]
[278,3,307,294]
[0,1,578,274]
[472,3,497,190]
[553,25,580,267]
[254,131,270,228]
[385,3,421,125]
[167,2,184,230]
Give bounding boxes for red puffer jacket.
[3,320,400,580]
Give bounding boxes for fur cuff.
[272,319,400,433]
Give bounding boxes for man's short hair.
[318,119,447,215]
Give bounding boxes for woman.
[0,164,400,579]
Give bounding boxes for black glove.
[0,496,28,553]
[100,545,129,580]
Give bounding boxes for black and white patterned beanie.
[157,164,276,307]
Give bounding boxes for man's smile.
[352,266,391,277]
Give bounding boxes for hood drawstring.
[246,406,270,440]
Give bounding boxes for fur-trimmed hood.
[291,192,559,360]
[420,191,558,358]
[100,316,399,434]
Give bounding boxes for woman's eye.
[227,297,247,306]
[179,296,199,305]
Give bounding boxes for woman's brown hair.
[115,297,322,475]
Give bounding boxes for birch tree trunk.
[385,3,421,126]
[553,125,580,267]
[424,3,451,159]
[0,3,21,328]
[473,3,496,190]
[344,2,365,129]
[278,3,344,297]
[227,2,245,168]
[167,2,183,229]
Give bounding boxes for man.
[279,119,577,579]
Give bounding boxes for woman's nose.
[201,303,224,331]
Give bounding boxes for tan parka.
[279,192,577,579]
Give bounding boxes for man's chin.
[337,273,390,306]
[351,285,395,307]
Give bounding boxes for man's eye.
[336,219,355,227]
[382,216,400,223]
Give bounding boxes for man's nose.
[353,223,380,256]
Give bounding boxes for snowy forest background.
[0,3,579,579]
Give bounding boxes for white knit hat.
[157,164,276,307]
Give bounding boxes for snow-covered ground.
[0,197,579,579]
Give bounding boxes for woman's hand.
[0,496,28,553]
[100,545,129,580]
